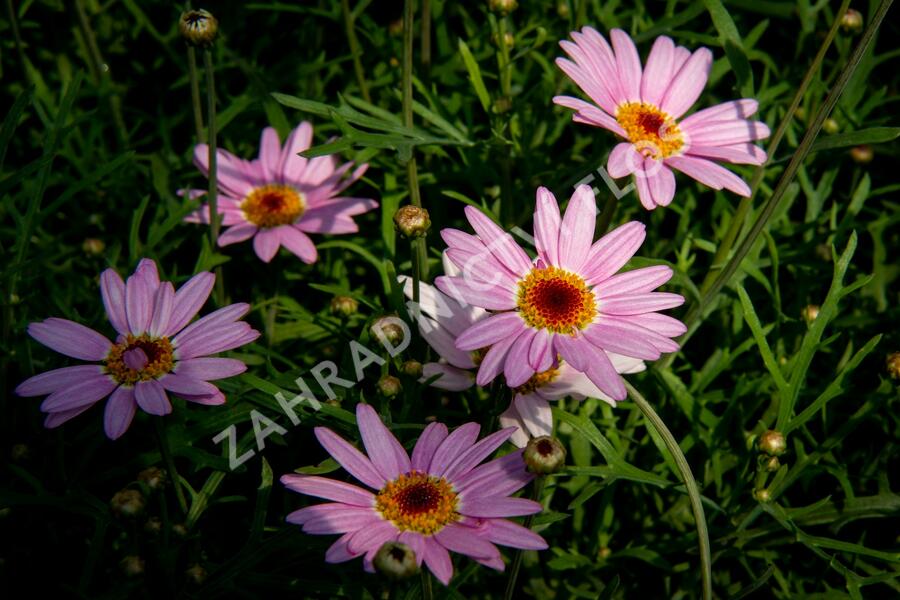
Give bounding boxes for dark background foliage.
[1,0,898,598]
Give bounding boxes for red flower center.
[375,471,459,535]
[105,334,174,385]
[615,102,684,159]
[241,184,305,228]
[517,267,596,334]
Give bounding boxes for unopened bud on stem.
[524,436,566,474]
[179,9,218,47]
[757,430,787,457]
[374,541,418,580]
[393,205,430,239]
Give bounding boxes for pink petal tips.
[555,27,770,210]
[182,121,378,263]
[282,403,547,584]
[16,259,261,439]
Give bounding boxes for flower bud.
[374,541,419,580]
[330,295,359,318]
[184,564,207,585]
[524,436,566,474]
[753,488,771,502]
[556,1,571,18]
[179,9,218,47]
[137,466,166,491]
[370,317,406,348]
[489,0,518,15]
[172,523,189,538]
[801,304,820,324]
[120,555,145,577]
[886,352,900,380]
[822,118,839,135]
[758,455,781,472]
[377,375,402,398]
[757,430,787,457]
[850,144,873,164]
[393,205,431,239]
[144,517,163,536]
[597,546,611,560]
[841,8,863,33]
[400,359,423,378]
[110,489,145,517]
[492,31,515,49]
[82,238,105,256]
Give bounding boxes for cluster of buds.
[110,488,145,518]
[178,9,218,47]
[137,466,166,492]
[377,375,402,399]
[489,0,518,16]
[886,352,900,381]
[330,295,359,318]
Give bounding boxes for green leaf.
[809,127,900,153]
[703,0,754,96]
[457,39,492,113]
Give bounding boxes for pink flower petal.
[483,519,548,550]
[463,206,532,276]
[27,318,112,361]
[435,524,501,560]
[16,364,106,397]
[100,269,129,335]
[314,427,386,489]
[346,519,397,555]
[125,270,152,334]
[356,403,410,481]
[301,506,383,535]
[581,221,646,285]
[434,276,517,311]
[148,282,175,337]
[104,385,136,440]
[666,155,751,196]
[607,142,642,178]
[686,143,767,165]
[430,422,481,477]
[684,120,771,146]
[172,303,251,348]
[443,427,516,481]
[193,144,255,198]
[253,228,281,263]
[504,329,538,388]
[39,374,117,413]
[679,99,759,129]
[623,313,687,337]
[660,47,713,119]
[159,373,219,397]
[475,329,521,386]
[552,95,625,136]
[325,533,358,563]
[528,329,553,372]
[641,35,676,106]
[421,363,475,391]
[281,475,375,506]
[593,265,674,297]
[258,127,282,181]
[534,187,561,265]
[454,450,533,497]
[582,321,662,360]
[559,184,597,272]
[174,357,247,380]
[164,272,215,336]
[643,159,676,207]
[418,317,475,370]
[423,538,453,585]
[398,531,426,566]
[582,341,627,400]
[599,292,685,315]
[44,404,94,429]
[514,394,553,441]
[218,223,258,247]
[410,422,449,472]
[461,497,543,518]
[278,121,313,177]
[297,198,378,234]
[610,28,642,103]
[134,379,172,415]
[455,312,526,352]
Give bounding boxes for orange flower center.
[105,334,174,386]
[514,363,562,395]
[241,184,305,228]
[375,471,459,535]
[517,267,596,334]
[616,102,684,159]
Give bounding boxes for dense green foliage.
[1,1,898,598]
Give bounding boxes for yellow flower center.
[615,102,684,159]
[104,334,175,386]
[517,267,596,334]
[514,364,562,395]
[375,471,459,535]
[241,184,305,228]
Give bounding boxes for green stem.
[625,381,711,600]
[187,46,205,142]
[155,418,188,515]
[5,0,28,83]
[666,0,891,364]
[697,0,851,296]
[497,17,515,227]
[203,47,226,304]
[402,0,427,288]
[503,477,544,600]
[341,0,371,103]
[421,569,434,600]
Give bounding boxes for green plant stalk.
[669,0,892,360]
[625,381,711,600]
[187,46,205,142]
[403,0,427,292]
[697,0,851,296]
[503,477,545,600]
[155,418,188,514]
[6,0,28,83]
[341,0,371,103]
[421,569,434,600]
[497,16,515,226]
[203,47,226,304]
[73,0,129,146]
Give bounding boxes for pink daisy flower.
[281,403,547,584]
[435,185,686,401]
[183,121,378,263]
[400,257,645,447]
[15,259,260,439]
[554,27,770,209]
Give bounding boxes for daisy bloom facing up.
[399,257,645,447]
[554,27,770,209]
[436,185,686,401]
[183,121,378,263]
[281,403,547,584]
[15,259,260,439]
